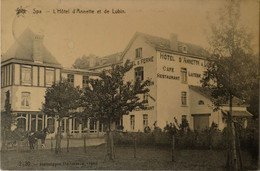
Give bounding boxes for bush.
[239,119,259,163]
[113,118,258,156]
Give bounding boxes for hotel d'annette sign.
[132,52,206,66]
[159,52,206,66]
[131,52,205,81]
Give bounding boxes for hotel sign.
[159,52,206,66]
[160,52,175,61]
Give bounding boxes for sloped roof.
[189,85,246,106]
[189,85,213,99]
[88,52,123,70]
[223,110,253,117]
[124,32,209,58]
[2,28,61,66]
[62,67,99,76]
[101,52,123,65]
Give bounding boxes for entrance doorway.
[192,114,210,130]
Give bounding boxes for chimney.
[170,33,178,51]
[33,34,44,63]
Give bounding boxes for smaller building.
[189,85,252,130]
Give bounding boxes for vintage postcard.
[1,0,259,170]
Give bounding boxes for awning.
[222,110,253,117]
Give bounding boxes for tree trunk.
[2,129,6,151]
[107,119,115,160]
[235,122,243,170]
[55,120,62,154]
[227,94,238,171]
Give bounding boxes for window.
[182,45,188,53]
[181,91,187,106]
[143,114,148,129]
[46,68,55,86]
[21,65,32,85]
[143,93,149,103]
[47,118,55,133]
[82,76,89,88]
[198,100,205,105]
[38,115,43,131]
[31,115,36,132]
[21,92,30,108]
[67,74,74,86]
[17,117,26,130]
[135,48,142,58]
[1,67,4,87]
[203,71,208,78]
[89,118,96,133]
[135,67,144,81]
[182,115,187,121]
[130,115,135,131]
[181,68,187,84]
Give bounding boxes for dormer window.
[182,45,187,53]
[135,48,142,59]
[179,44,187,53]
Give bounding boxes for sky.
[1,0,259,67]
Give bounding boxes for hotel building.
[1,29,252,138]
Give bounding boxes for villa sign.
[133,56,154,66]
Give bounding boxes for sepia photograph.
[1,0,259,170]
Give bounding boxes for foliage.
[42,80,81,153]
[81,60,150,130]
[204,2,258,169]
[113,122,258,152]
[238,119,259,163]
[73,54,99,69]
[42,81,81,121]
[203,0,258,107]
[1,90,14,131]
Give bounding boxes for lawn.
[1,145,258,170]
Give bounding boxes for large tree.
[1,90,14,151]
[42,81,81,153]
[203,1,258,170]
[81,60,150,159]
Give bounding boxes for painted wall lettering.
[160,53,175,61]
[183,57,200,65]
[163,66,174,72]
[133,56,154,66]
[188,72,201,78]
[179,56,201,66]
[157,73,180,80]
[134,106,155,111]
